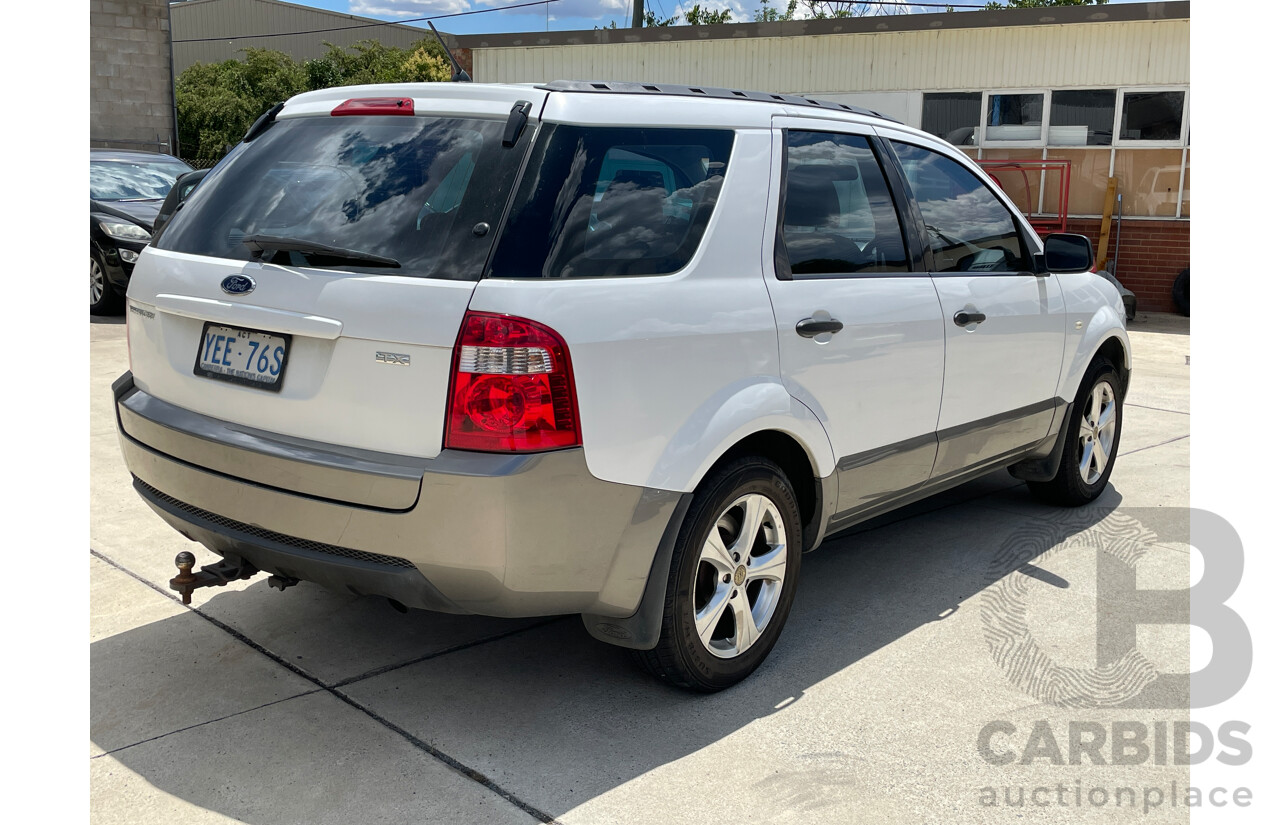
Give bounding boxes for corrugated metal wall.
[473,20,1189,94]
[171,0,430,74]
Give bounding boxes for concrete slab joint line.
[89,547,564,825]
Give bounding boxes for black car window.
[890,141,1029,274]
[488,125,734,279]
[778,131,909,277]
[91,160,191,201]
[155,115,529,280]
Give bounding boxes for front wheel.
[90,250,123,315]
[1026,359,1123,506]
[631,457,803,691]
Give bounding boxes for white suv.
[116,81,1129,691]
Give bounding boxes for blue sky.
[291,1,1150,38]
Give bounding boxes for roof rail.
[537,80,899,124]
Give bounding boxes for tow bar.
[168,551,259,605]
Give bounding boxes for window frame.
[1046,88,1119,147]
[771,125,922,281]
[920,91,984,147]
[882,134,1039,278]
[979,89,1049,148]
[1113,86,1190,148]
[916,86,1190,219]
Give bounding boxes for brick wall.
[90,0,175,153]
[1063,218,1189,314]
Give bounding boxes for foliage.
[984,0,1108,8]
[643,4,733,26]
[176,38,452,162]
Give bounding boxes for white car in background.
[116,81,1129,691]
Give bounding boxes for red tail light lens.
[445,312,580,452]
[331,97,414,116]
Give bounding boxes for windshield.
[91,159,191,201]
[155,115,530,279]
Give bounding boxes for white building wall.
[473,19,1189,95]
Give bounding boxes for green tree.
[176,48,307,162]
[643,5,732,26]
[754,0,798,21]
[176,38,451,162]
[984,0,1108,8]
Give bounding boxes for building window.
[921,93,981,146]
[1046,149,1114,216]
[985,93,1044,142]
[1049,89,1115,146]
[1114,148,1184,217]
[1119,91,1185,141]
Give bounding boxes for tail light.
[445,312,580,452]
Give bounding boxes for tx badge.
[375,351,411,366]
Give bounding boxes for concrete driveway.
[91,312,1191,824]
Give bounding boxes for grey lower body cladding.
[113,372,683,620]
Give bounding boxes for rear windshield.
[155,115,529,279]
[488,125,734,279]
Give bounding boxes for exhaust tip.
[387,598,409,614]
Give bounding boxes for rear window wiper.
[241,234,400,268]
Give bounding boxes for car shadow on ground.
[90,476,1126,823]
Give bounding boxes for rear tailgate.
[125,87,543,465]
[127,248,474,459]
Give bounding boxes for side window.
[779,131,909,277]
[890,141,1029,274]
[488,126,733,279]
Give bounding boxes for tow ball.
[168,551,259,605]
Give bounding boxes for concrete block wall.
[1063,218,1189,314]
[91,0,175,154]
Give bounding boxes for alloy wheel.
[91,257,105,306]
[692,493,788,659]
[1078,381,1117,485]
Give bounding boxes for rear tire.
[1026,359,1123,506]
[631,456,803,692]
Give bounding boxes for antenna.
[428,21,471,83]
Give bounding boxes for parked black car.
[90,149,192,314]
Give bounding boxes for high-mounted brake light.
[331,97,415,117]
[445,312,580,453]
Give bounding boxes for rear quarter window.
[488,126,734,279]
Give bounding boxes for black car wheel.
[1026,358,1123,506]
[90,249,123,316]
[631,456,803,691]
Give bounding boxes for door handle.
[796,317,844,338]
[953,310,987,327]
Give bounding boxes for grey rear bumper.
[114,372,683,621]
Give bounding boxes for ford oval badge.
[221,274,256,295]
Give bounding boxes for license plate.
[194,323,291,391]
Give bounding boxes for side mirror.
[1043,233,1094,274]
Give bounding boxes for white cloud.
[477,0,628,16]
[350,1,473,18]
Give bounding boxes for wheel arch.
[700,428,832,553]
[1092,335,1131,398]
